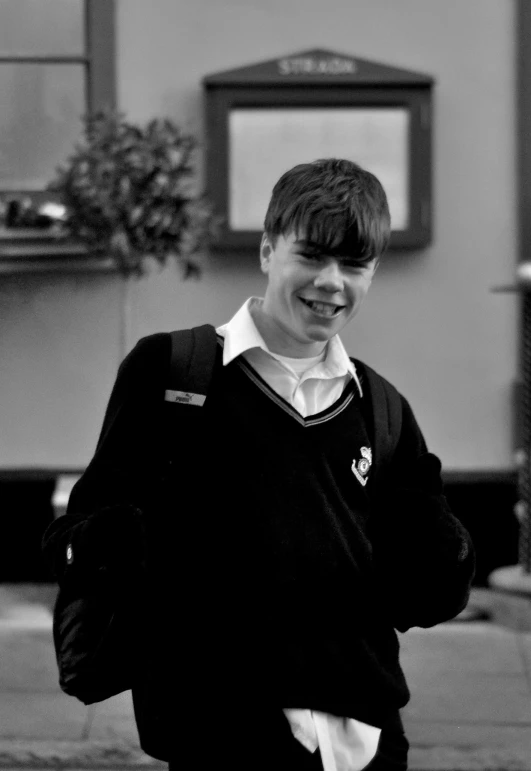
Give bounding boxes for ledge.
[0,468,84,481]
[0,231,114,274]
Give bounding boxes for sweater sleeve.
[369,395,475,633]
[41,333,171,585]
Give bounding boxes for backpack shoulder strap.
[166,324,218,406]
[352,358,403,474]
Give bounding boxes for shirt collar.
[216,298,269,366]
[216,297,362,396]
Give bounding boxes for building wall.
[0,0,517,472]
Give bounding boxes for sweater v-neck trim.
[234,354,358,427]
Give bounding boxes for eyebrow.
[294,240,349,258]
[294,239,375,267]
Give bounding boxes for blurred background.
[1,2,531,769]
[0,0,521,587]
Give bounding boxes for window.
[0,0,115,259]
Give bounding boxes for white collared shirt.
[216,298,381,771]
[217,297,362,417]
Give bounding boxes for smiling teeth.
[306,301,340,316]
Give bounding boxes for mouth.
[299,297,345,318]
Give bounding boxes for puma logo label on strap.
[164,390,206,407]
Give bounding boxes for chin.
[306,330,335,343]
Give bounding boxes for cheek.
[346,284,370,311]
[355,279,372,297]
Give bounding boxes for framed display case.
[203,49,433,252]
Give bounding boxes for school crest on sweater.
[352,446,372,486]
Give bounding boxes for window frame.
[0,0,115,267]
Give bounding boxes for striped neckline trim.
[234,354,358,427]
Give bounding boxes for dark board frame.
[204,49,433,252]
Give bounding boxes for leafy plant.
[47,110,217,277]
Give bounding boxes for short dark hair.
[263,158,391,263]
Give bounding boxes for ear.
[259,233,273,275]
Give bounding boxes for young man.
[43,159,474,771]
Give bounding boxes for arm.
[369,396,475,633]
[42,333,171,586]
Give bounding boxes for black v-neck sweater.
[43,333,475,760]
[192,349,408,727]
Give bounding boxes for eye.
[340,259,368,272]
[298,251,322,262]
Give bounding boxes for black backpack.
[52,323,402,705]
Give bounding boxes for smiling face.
[255,231,377,357]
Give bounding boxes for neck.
[250,300,327,358]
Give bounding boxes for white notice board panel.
[229,107,409,232]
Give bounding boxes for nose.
[313,260,344,292]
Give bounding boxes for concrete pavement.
[1,584,531,770]
[401,599,531,770]
[0,584,160,769]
